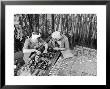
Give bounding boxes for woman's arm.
[64,36,69,50]
[23,38,36,53]
[23,49,36,53]
[58,48,66,51]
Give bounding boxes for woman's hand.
[35,50,41,55]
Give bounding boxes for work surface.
[49,46,97,76]
[14,46,97,76]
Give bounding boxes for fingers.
[35,50,41,55]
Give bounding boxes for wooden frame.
[1,0,110,88]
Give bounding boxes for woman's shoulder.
[24,38,32,45]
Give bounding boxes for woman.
[49,31,73,58]
[23,32,48,64]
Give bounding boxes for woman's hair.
[32,26,39,35]
[52,31,62,39]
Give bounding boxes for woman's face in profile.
[54,35,63,41]
[31,35,39,43]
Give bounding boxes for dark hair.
[33,26,39,35]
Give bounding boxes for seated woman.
[48,31,69,50]
[48,31,73,58]
[23,32,48,64]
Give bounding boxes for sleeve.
[39,38,46,45]
[23,39,29,49]
[64,36,69,49]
